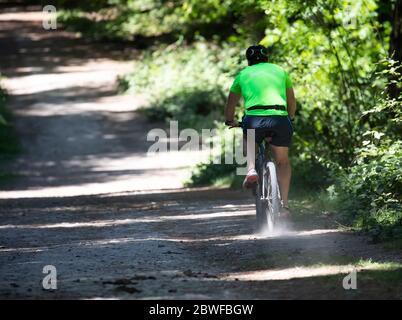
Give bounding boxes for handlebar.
[227,121,243,129]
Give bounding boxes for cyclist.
[224,45,296,217]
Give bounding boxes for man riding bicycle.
[224,45,296,217]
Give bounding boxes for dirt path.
[0,8,209,199]
[0,7,401,300]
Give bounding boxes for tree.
[389,0,402,98]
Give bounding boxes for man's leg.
[270,145,291,207]
[244,135,257,172]
[243,130,258,188]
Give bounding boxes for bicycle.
[231,122,282,233]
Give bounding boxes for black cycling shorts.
[242,115,293,147]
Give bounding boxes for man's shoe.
[242,169,258,189]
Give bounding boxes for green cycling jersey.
[230,62,293,116]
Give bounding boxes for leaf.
[373,132,385,140]
[362,140,371,146]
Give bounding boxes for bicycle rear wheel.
[254,156,267,231]
[265,162,281,232]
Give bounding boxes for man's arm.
[225,91,241,124]
[286,88,296,119]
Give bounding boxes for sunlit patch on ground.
[222,261,402,281]
[0,209,254,230]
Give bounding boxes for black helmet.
[246,45,268,65]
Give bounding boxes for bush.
[333,59,402,240]
[56,1,260,43]
[186,161,241,188]
[335,140,402,239]
[120,40,245,129]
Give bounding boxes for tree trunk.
[389,0,402,99]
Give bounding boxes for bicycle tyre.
[265,161,281,232]
[255,157,267,231]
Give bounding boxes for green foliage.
[185,160,241,188]
[335,140,402,239]
[57,0,268,42]
[261,0,388,167]
[120,41,245,129]
[333,59,402,240]
[58,2,183,41]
